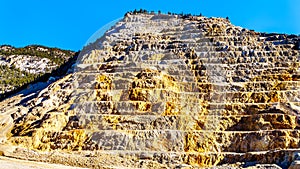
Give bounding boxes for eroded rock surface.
[0,13,299,168]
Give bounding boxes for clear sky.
[0,0,299,51]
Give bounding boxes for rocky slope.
[0,12,300,169]
[0,45,75,98]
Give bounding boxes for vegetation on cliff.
[0,45,74,65]
[0,45,77,99]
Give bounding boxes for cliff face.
[0,13,300,168]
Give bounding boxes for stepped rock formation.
[0,13,300,168]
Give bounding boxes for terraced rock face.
[0,13,299,168]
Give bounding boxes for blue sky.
[0,0,299,51]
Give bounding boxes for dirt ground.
[0,156,88,169]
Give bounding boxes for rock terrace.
[0,13,299,168]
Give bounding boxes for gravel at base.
[0,156,88,169]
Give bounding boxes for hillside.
[0,12,300,169]
[0,45,75,99]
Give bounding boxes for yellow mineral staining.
[0,112,14,143]
[184,132,220,153]
[2,74,86,152]
[9,112,73,151]
[129,88,149,101]
[270,114,297,129]
[103,116,120,130]
[130,69,184,114]
[162,102,180,116]
[2,13,300,169]
[135,101,152,112]
[149,53,165,60]
[249,92,270,103]
[206,22,227,36]
[269,91,280,102]
[184,132,224,167]
[272,81,289,91]
[13,129,88,151]
[132,69,178,90]
[95,74,112,90]
[52,83,61,93]
[252,74,293,82]
[95,74,112,101]
[161,75,179,92]
[32,130,45,150]
[69,129,87,151]
[185,153,224,167]
[218,116,242,131]
[95,92,112,101]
